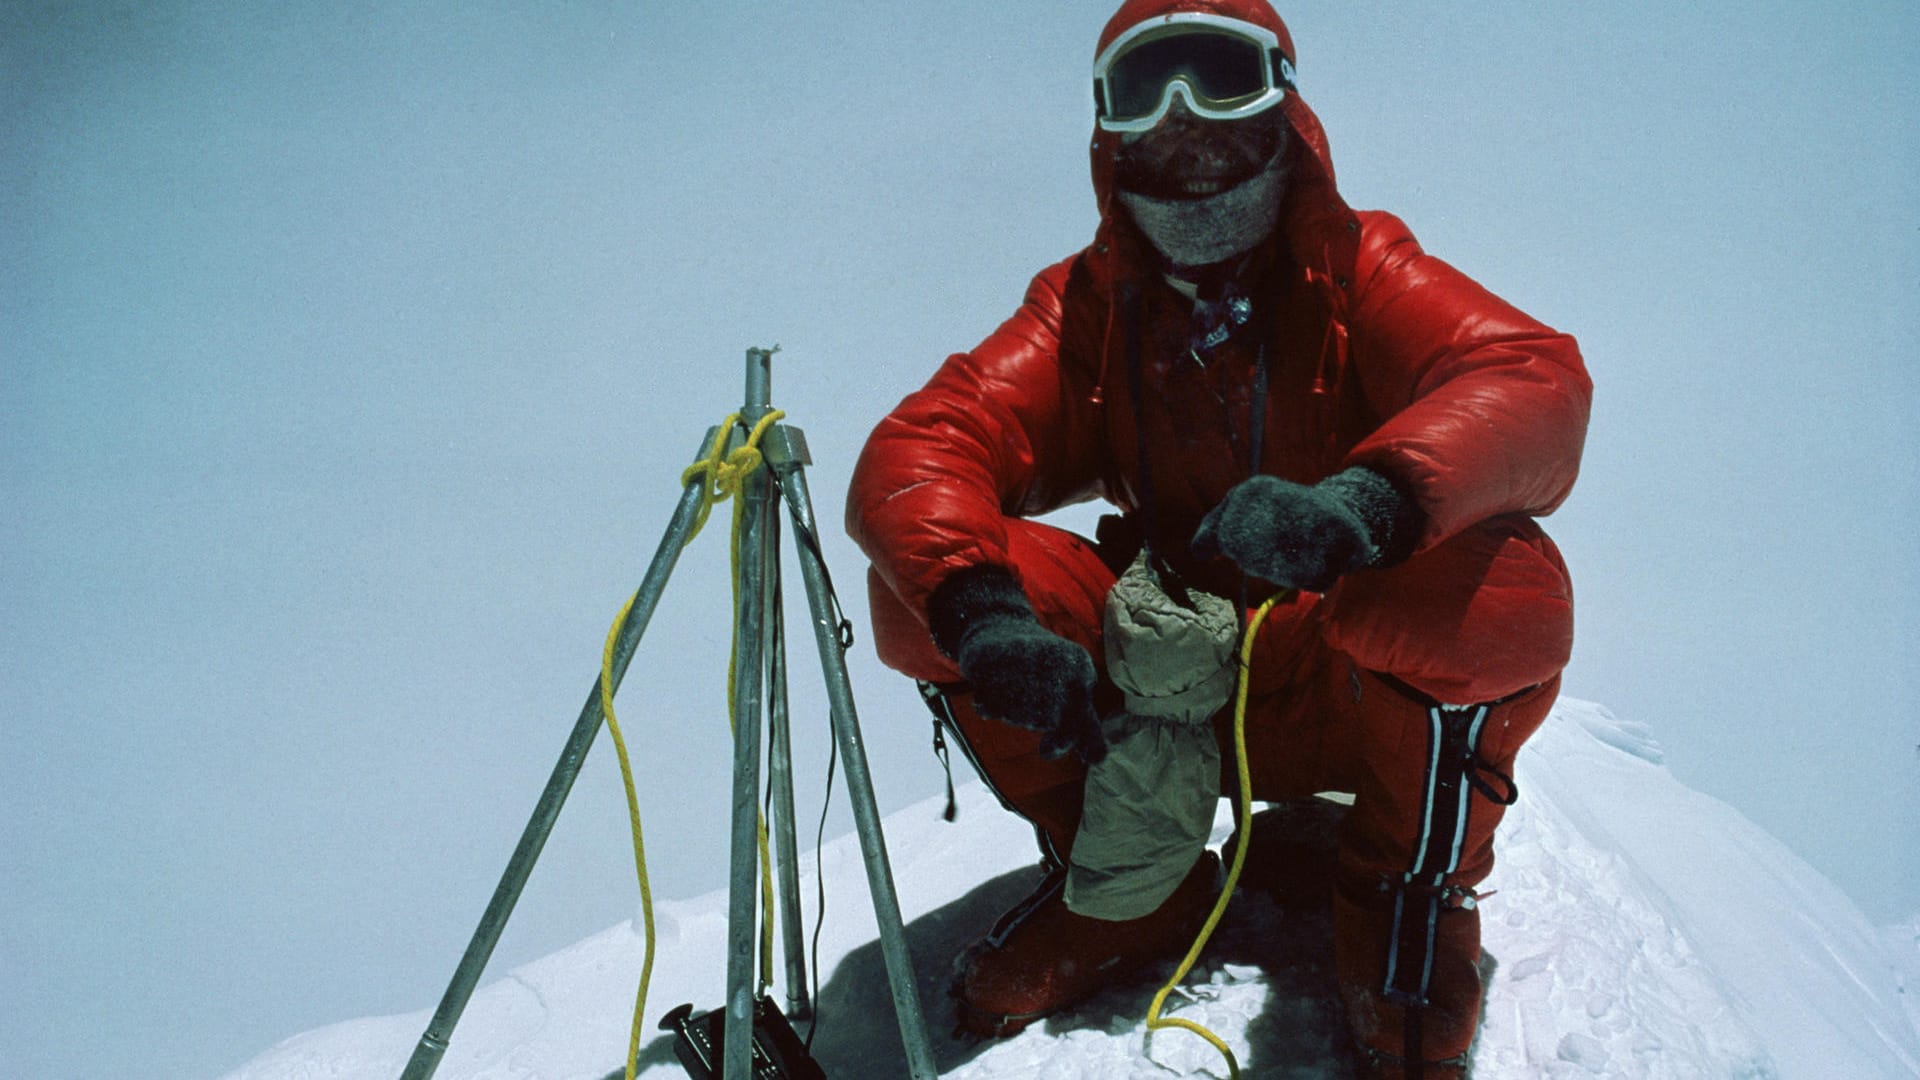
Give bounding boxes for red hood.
[1088,0,1356,291]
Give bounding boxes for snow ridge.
[221,700,1920,1079]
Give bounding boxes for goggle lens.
[1104,30,1270,122]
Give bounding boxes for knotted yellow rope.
[679,409,787,543]
[604,409,786,1080]
[1143,589,1288,1080]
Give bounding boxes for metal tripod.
[399,348,937,1080]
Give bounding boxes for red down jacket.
[847,0,1591,704]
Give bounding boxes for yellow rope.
[679,409,788,536]
[605,409,787,1080]
[1143,590,1289,1080]
[601,594,655,1080]
[694,409,787,992]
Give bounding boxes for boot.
[1333,878,1484,1077]
[1219,797,1346,911]
[955,850,1221,1036]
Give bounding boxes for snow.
[221,699,1920,1079]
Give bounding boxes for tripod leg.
[775,463,939,1080]
[400,440,716,1080]
[764,511,813,1021]
[724,462,776,1080]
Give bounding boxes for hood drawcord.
[1307,256,1352,456]
[1119,283,1184,592]
[1308,253,1349,397]
[1232,325,1274,623]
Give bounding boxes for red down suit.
[845,0,1591,1066]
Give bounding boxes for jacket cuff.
[1321,466,1425,569]
[927,564,1035,660]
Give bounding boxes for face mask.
[1117,149,1286,269]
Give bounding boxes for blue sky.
[4,2,1916,1077]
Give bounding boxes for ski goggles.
[1093,13,1295,133]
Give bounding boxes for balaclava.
[1114,111,1289,270]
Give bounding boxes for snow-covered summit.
[223,700,1920,1079]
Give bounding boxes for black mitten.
[1190,467,1423,592]
[927,565,1106,764]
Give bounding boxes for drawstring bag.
[1067,549,1238,919]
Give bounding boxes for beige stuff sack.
[1066,550,1239,919]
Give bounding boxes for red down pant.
[866,514,1572,1066]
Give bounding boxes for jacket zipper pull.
[931,720,958,822]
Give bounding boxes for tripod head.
[744,345,777,418]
